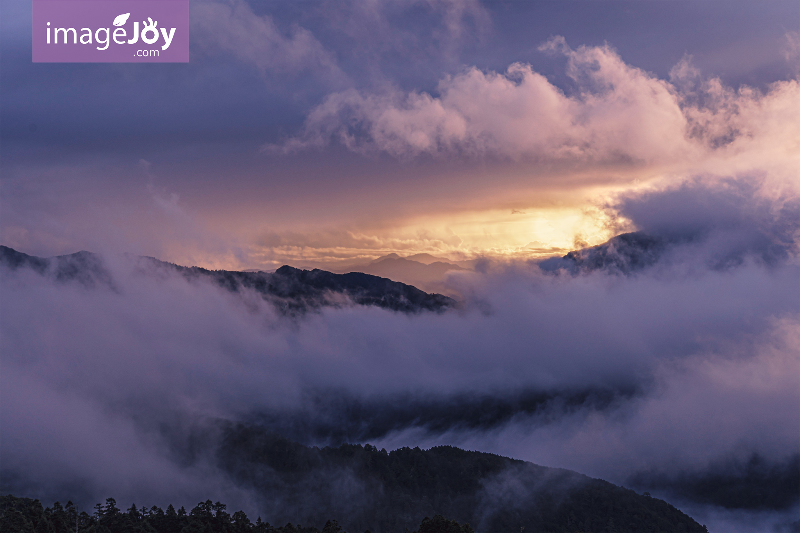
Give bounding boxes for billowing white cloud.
[275,37,800,181]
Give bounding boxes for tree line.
[1,495,473,533]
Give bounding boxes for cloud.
[192,0,343,81]
[341,0,491,47]
[611,178,800,268]
[668,55,800,182]
[269,37,689,160]
[190,0,489,87]
[424,0,492,49]
[305,0,491,82]
[783,30,800,72]
[272,37,800,180]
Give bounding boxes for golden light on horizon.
[396,205,616,258]
[227,202,621,272]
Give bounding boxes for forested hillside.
[1,432,708,533]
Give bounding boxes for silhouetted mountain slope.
[539,218,797,275]
[0,245,115,288]
[218,428,707,533]
[0,246,455,314]
[538,232,667,275]
[146,260,455,314]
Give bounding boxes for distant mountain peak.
[371,253,401,263]
[405,252,452,265]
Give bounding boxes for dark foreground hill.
[0,246,455,314]
[215,428,706,533]
[0,432,708,533]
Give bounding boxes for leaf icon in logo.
[113,13,130,27]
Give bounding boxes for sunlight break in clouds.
[249,37,800,269]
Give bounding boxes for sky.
[1,1,800,532]
[1,0,798,270]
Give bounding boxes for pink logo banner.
[33,0,189,63]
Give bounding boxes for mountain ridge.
[0,246,455,314]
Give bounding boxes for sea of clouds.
[2,178,798,532]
